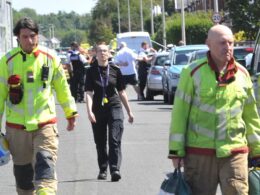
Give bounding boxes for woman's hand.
[128,111,134,124]
[88,111,96,123]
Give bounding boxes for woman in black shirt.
[85,43,134,182]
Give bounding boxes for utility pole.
[162,0,166,48]
[127,0,131,32]
[181,0,186,45]
[151,0,154,36]
[117,0,121,33]
[140,0,144,31]
[214,0,219,13]
[203,0,207,11]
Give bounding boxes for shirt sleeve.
[80,54,88,64]
[85,67,94,92]
[116,68,126,92]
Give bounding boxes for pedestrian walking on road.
[85,42,134,182]
[168,24,260,195]
[114,42,140,99]
[68,41,88,103]
[137,41,156,100]
[0,17,78,195]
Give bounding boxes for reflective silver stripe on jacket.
[0,113,2,127]
[6,52,14,75]
[0,76,6,85]
[217,108,227,140]
[35,102,49,116]
[175,89,192,104]
[189,122,215,139]
[6,101,25,115]
[246,95,255,105]
[60,98,74,109]
[53,69,63,81]
[27,89,34,116]
[193,97,215,113]
[193,72,201,96]
[169,133,185,142]
[247,133,260,143]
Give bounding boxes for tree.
[13,8,38,25]
[226,0,260,40]
[88,19,114,45]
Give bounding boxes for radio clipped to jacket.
[41,64,49,88]
[7,74,23,105]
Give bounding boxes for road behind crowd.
[0,87,221,195]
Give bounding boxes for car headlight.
[169,72,180,79]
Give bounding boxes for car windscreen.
[154,55,169,66]
[171,50,198,65]
[233,48,253,60]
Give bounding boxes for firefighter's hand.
[67,117,76,131]
[172,157,184,168]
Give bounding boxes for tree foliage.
[13,8,92,47]
[13,0,260,48]
[226,0,260,40]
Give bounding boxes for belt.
[6,117,57,130]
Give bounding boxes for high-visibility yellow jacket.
[169,58,260,158]
[0,46,77,131]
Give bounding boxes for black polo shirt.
[85,63,126,114]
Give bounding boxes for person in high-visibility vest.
[168,24,260,194]
[0,17,78,195]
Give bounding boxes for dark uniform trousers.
[91,107,124,173]
[70,69,85,102]
[138,61,150,98]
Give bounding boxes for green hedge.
[154,11,214,46]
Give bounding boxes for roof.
[116,31,150,38]
[173,44,208,52]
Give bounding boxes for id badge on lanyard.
[98,65,109,106]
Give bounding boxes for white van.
[0,0,13,57]
[116,31,152,53]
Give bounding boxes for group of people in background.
[65,39,157,103]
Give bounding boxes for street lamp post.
[151,0,154,36]
[140,0,144,31]
[127,0,131,32]
[214,0,219,13]
[117,0,121,33]
[162,0,166,48]
[181,0,186,45]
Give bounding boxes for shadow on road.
[59,178,112,183]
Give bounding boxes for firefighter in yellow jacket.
[169,24,260,194]
[0,17,78,195]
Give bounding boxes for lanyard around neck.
[98,65,110,100]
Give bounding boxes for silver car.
[146,51,169,100]
[162,45,208,104]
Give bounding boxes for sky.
[12,0,98,15]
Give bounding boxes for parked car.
[146,51,169,100]
[189,49,209,63]
[233,46,253,67]
[250,28,260,103]
[162,45,208,104]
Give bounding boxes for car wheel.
[168,92,174,105]
[163,91,168,103]
[146,88,154,100]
